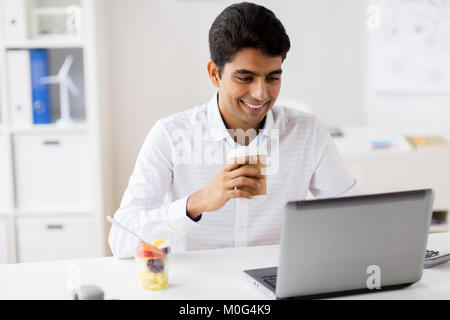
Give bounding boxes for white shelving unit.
[0,0,111,263]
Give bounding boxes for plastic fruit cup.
[135,242,169,290]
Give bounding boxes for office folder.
[30,49,51,124]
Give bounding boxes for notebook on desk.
[244,189,435,299]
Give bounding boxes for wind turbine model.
[40,55,80,125]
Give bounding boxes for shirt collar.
[206,93,229,141]
[206,92,274,142]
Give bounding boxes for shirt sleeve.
[309,122,365,199]
[108,120,200,259]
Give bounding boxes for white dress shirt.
[109,93,362,258]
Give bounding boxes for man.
[109,2,361,258]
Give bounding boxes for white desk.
[0,233,449,300]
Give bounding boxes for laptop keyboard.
[260,250,437,290]
[426,250,439,259]
[262,275,277,289]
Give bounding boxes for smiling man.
[109,2,362,257]
[210,48,283,131]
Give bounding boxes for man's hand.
[186,158,263,220]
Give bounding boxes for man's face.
[212,48,283,130]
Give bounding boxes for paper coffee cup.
[229,154,268,202]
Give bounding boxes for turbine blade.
[40,75,59,84]
[58,55,74,77]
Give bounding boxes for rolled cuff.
[168,195,200,237]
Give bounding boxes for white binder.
[3,0,28,41]
[6,50,32,127]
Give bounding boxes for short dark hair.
[209,2,290,78]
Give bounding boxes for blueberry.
[162,247,170,256]
[147,259,164,273]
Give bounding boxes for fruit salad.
[135,237,170,290]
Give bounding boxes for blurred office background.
[0,0,449,262]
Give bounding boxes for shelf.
[10,123,89,135]
[430,224,448,233]
[430,210,448,233]
[2,38,84,49]
[0,0,109,261]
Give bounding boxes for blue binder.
[30,49,51,124]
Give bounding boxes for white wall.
[104,0,369,209]
[364,0,450,140]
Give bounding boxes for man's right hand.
[186,159,263,220]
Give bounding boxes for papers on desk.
[332,128,450,153]
[366,136,450,151]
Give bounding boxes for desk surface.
[1,233,449,300]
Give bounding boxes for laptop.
[244,189,434,299]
